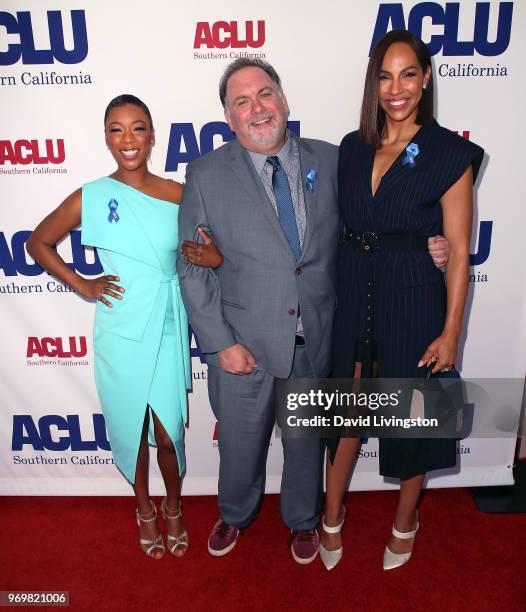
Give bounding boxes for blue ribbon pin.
[306,169,317,192]
[402,143,420,167]
[107,198,120,223]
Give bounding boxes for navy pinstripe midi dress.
[332,119,484,479]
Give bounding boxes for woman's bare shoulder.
[153,176,183,204]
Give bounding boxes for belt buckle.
[362,231,378,251]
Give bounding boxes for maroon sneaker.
[208,519,239,556]
[290,529,319,564]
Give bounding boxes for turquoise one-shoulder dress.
[81,176,191,484]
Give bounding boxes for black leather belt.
[342,227,428,252]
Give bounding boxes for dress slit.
[145,288,186,476]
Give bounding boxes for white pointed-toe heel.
[319,506,346,571]
[383,513,419,571]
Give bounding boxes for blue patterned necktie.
[266,155,301,261]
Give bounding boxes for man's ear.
[224,107,234,132]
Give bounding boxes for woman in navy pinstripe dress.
[319,30,483,571]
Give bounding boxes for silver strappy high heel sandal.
[161,497,189,557]
[136,500,165,559]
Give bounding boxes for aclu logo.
[27,336,87,358]
[165,121,300,172]
[193,20,266,60]
[194,20,265,48]
[0,139,67,176]
[0,10,88,65]
[26,336,89,367]
[370,2,513,56]
[0,230,102,278]
[1,139,65,165]
[12,414,110,451]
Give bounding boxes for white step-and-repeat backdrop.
[1,0,525,495]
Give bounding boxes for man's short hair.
[219,58,282,108]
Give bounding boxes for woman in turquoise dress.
[27,95,222,559]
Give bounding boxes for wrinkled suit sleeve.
[176,162,236,354]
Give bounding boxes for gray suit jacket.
[177,134,339,378]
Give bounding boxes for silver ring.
[442,367,451,372]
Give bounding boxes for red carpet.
[2,488,525,611]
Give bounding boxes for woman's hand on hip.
[78,275,125,308]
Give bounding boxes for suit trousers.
[207,344,323,530]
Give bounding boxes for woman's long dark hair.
[359,29,433,147]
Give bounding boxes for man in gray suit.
[177,58,339,563]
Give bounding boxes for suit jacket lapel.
[296,137,318,262]
[229,139,297,260]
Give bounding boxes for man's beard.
[247,119,285,148]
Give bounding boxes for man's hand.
[428,235,450,268]
[218,343,256,374]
